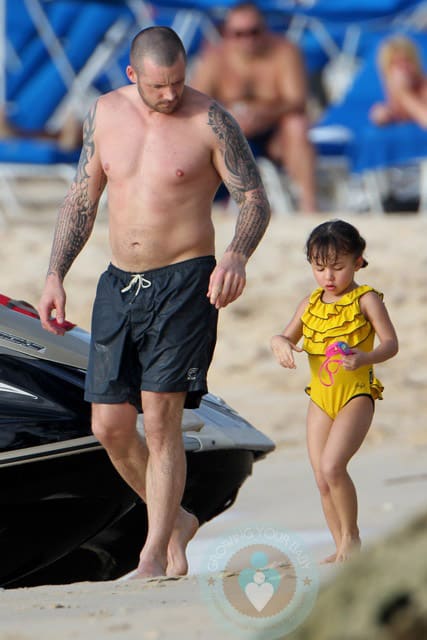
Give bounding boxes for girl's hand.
[341,348,368,371]
[271,335,303,369]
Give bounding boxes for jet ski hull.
[0,299,274,586]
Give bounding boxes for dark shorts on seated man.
[84,256,218,410]
[247,127,275,158]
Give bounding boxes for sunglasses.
[226,26,263,38]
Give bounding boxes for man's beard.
[139,90,180,114]
[154,100,178,113]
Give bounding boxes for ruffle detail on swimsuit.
[370,375,384,400]
[301,285,383,355]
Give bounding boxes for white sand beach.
[0,204,426,639]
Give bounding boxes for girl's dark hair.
[305,219,368,267]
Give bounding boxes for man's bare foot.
[320,553,337,564]
[166,508,199,576]
[335,535,361,563]
[134,556,166,579]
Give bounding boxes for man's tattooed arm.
[48,102,106,281]
[208,102,270,258]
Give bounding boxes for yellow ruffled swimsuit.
[301,285,383,419]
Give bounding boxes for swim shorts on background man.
[84,256,218,410]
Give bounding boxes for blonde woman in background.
[369,35,427,128]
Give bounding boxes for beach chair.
[0,0,147,221]
[0,0,224,222]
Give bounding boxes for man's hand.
[207,251,247,309]
[229,102,260,137]
[38,273,67,336]
[229,100,281,138]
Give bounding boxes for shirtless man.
[38,27,270,578]
[370,36,427,129]
[190,2,317,212]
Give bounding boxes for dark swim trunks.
[84,256,218,410]
[247,127,275,158]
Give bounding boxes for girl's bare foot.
[166,508,199,576]
[335,535,361,562]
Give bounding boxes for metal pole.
[0,0,6,108]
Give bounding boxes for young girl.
[271,220,398,563]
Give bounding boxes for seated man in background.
[370,35,427,129]
[190,2,317,213]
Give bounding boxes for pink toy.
[319,341,354,387]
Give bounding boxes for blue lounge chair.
[0,0,138,221]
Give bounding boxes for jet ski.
[0,295,275,587]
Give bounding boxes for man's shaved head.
[130,27,187,72]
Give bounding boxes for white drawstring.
[121,274,152,297]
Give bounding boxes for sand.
[1,202,426,639]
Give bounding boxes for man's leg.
[91,398,198,577]
[92,401,148,492]
[276,113,318,213]
[137,391,187,577]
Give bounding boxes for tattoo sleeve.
[208,102,270,258]
[48,102,106,281]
